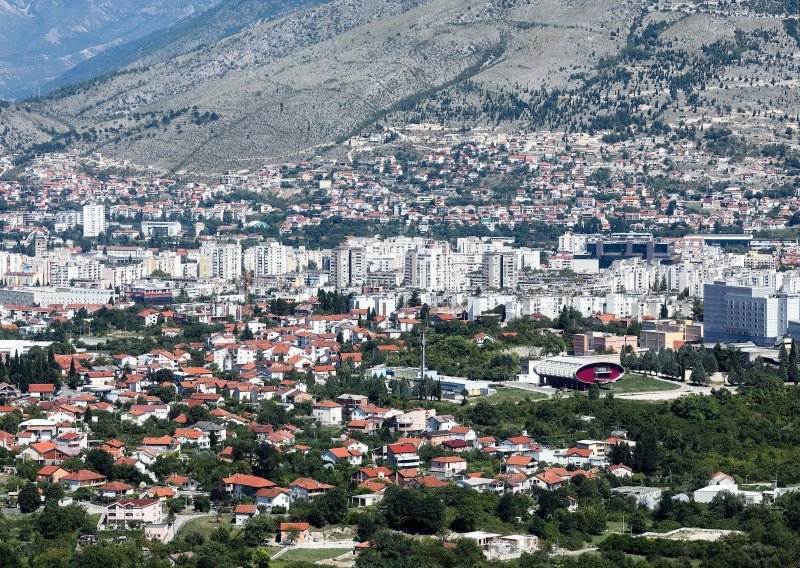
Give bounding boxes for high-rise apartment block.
[330,246,366,289]
[82,204,106,238]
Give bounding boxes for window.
[594,366,612,378]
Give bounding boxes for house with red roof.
[289,477,334,502]
[442,439,471,453]
[61,469,107,491]
[498,435,538,454]
[505,455,536,475]
[352,466,393,484]
[346,418,382,435]
[106,498,163,527]
[141,435,179,454]
[222,473,276,497]
[138,309,160,327]
[386,442,420,469]
[165,474,200,491]
[27,383,56,400]
[99,481,135,499]
[99,439,126,459]
[608,464,633,478]
[311,400,342,426]
[431,456,467,479]
[564,447,593,468]
[36,465,69,484]
[255,487,291,512]
[534,469,569,491]
[322,447,363,466]
[279,522,310,544]
[234,504,259,526]
[173,428,209,449]
[0,429,15,449]
[146,486,177,501]
[709,471,736,486]
[18,441,79,465]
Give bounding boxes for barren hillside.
[1,0,799,173]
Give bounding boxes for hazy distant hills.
[45,0,327,96]
[0,0,220,99]
[1,0,799,174]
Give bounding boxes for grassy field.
[178,513,241,540]
[272,547,350,566]
[608,374,680,394]
[482,386,547,404]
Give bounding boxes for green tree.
[709,490,745,519]
[691,363,709,386]
[251,547,271,568]
[632,429,658,475]
[382,486,445,535]
[309,486,349,527]
[84,448,114,478]
[496,492,530,523]
[0,543,21,568]
[37,502,92,539]
[691,298,704,322]
[42,482,64,504]
[18,481,40,513]
[242,514,276,547]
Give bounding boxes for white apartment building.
[142,252,183,278]
[54,210,81,231]
[405,241,464,292]
[608,258,656,294]
[350,294,397,316]
[246,241,288,276]
[201,242,242,281]
[293,246,324,273]
[558,232,592,253]
[0,286,114,307]
[82,204,106,238]
[102,263,145,289]
[330,246,366,289]
[49,260,103,286]
[0,252,26,281]
[484,251,519,290]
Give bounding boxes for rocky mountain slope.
[0,0,220,99]
[2,0,799,174]
[46,0,326,95]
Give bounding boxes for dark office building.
[584,236,676,268]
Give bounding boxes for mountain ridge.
[0,0,221,99]
[2,0,799,174]
[44,0,327,96]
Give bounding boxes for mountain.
[0,0,220,99]
[2,0,799,173]
[45,0,328,95]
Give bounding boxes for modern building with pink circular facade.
[533,356,624,390]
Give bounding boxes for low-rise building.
[106,498,164,527]
[430,456,467,479]
[386,442,420,469]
